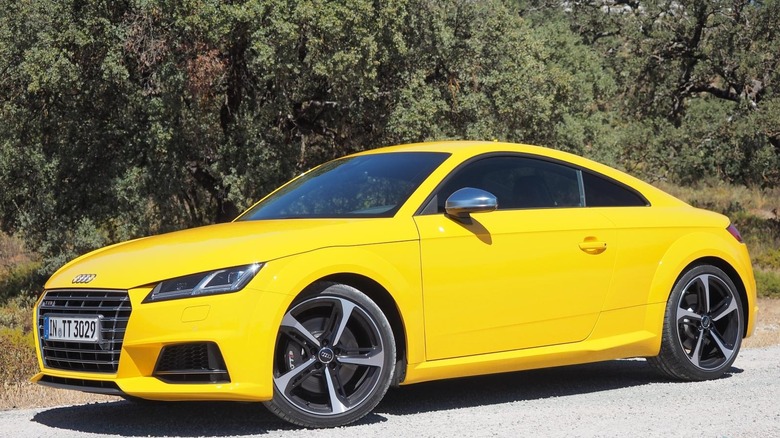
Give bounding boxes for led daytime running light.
[144,263,262,303]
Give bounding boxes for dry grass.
[3,298,778,411]
[0,233,35,274]
[743,297,780,349]
[656,182,780,219]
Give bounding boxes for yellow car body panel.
[32,141,756,407]
[595,206,756,336]
[404,302,666,385]
[46,218,417,290]
[415,207,617,360]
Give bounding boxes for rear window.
[582,172,648,207]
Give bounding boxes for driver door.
[414,155,616,360]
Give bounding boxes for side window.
[582,172,648,207]
[436,156,582,211]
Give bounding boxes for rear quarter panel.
[598,206,756,337]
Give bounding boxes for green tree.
[524,0,780,184]
[0,0,651,275]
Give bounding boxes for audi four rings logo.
[72,274,97,284]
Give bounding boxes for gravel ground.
[2,345,779,438]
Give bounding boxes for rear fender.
[646,230,756,336]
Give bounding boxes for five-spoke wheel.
[264,283,396,427]
[649,265,743,380]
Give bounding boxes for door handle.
[579,240,607,254]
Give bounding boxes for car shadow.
[379,359,741,415]
[31,360,743,437]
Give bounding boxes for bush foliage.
[0,327,37,384]
[0,0,778,275]
[0,295,37,384]
[755,269,780,298]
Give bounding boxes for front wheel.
[264,283,396,428]
[649,265,744,381]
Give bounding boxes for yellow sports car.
[33,141,756,427]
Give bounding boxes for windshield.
[238,152,450,220]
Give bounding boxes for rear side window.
[582,172,648,207]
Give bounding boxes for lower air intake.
[154,342,230,384]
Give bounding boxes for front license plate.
[43,315,101,343]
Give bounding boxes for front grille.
[38,289,132,373]
[154,342,230,383]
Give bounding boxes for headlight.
[143,263,263,303]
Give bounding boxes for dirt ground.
[742,297,780,348]
[3,298,778,411]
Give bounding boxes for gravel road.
[3,346,779,438]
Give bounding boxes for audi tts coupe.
[33,141,756,427]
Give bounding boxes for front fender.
[255,241,424,365]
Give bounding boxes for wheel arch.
[647,230,755,338]
[673,257,751,338]
[305,273,408,385]
[258,242,424,380]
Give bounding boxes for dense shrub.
[0,327,37,384]
[755,270,780,298]
[0,234,42,304]
[1,1,779,274]
[0,295,37,384]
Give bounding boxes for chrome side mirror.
[445,187,498,219]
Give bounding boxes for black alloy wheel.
[264,283,396,427]
[649,265,744,380]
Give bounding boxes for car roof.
[356,140,540,156]
[356,141,612,169]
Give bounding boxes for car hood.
[46,218,415,290]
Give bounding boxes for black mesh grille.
[154,342,230,383]
[37,289,131,373]
[156,343,210,371]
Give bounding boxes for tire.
[648,265,744,381]
[264,283,396,428]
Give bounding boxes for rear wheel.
[649,265,743,380]
[264,283,395,427]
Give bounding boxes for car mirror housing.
[445,187,498,219]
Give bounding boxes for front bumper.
[33,285,291,402]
